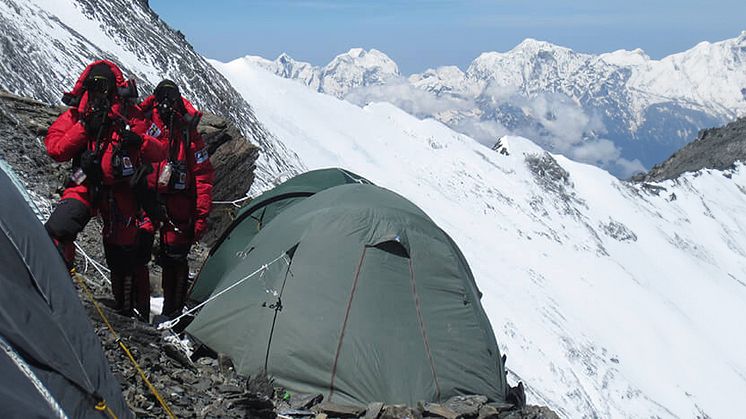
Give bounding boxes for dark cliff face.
[640,117,746,182]
[0,0,301,190]
[199,113,259,247]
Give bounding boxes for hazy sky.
[151,0,746,74]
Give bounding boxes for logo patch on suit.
[195,148,209,164]
[146,123,162,138]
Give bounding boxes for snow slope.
[211,59,746,419]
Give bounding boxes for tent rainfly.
[187,170,509,406]
[0,165,132,418]
[190,168,372,303]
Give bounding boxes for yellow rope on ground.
[72,269,177,419]
[95,400,118,419]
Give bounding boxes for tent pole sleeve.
[0,336,70,419]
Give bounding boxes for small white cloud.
[611,158,647,179]
[346,80,473,116]
[570,139,620,163]
[451,118,510,146]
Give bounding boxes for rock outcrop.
[641,116,746,182]
[198,113,258,247]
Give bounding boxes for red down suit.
[44,61,167,262]
[139,92,214,318]
[140,94,214,246]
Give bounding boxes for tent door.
[328,241,439,405]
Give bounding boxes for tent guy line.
[157,252,291,331]
[75,242,111,284]
[213,195,253,208]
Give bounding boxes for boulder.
[198,112,259,247]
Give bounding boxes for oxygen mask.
[154,80,181,120]
[84,75,113,113]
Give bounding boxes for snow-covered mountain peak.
[510,38,575,55]
[225,47,401,99]
[345,47,366,58]
[407,65,476,96]
[734,30,746,46]
[318,48,400,98]
[418,65,466,80]
[465,42,593,89]
[326,47,398,71]
[276,52,295,64]
[341,48,366,58]
[599,48,651,66]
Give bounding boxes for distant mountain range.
[237,33,746,177]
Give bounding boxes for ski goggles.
[84,76,113,95]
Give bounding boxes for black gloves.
[120,129,143,148]
[82,109,111,136]
[79,149,102,182]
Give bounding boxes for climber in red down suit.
[44,60,167,318]
[139,80,214,319]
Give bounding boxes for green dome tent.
[0,165,131,418]
[187,176,508,406]
[189,168,371,303]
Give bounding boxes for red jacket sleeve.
[128,110,168,162]
[139,132,168,163]
[189,130,214,222]
[45,110,88,162]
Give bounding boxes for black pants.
[105,231,155,321]
[45,198,92,239]
[159,243,191,319]
[44,198,91,267]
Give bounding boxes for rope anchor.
[158,252,290,331]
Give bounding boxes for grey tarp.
[0,167,132,418]
[187,182,508,406]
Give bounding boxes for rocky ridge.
[641,116,746,182]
